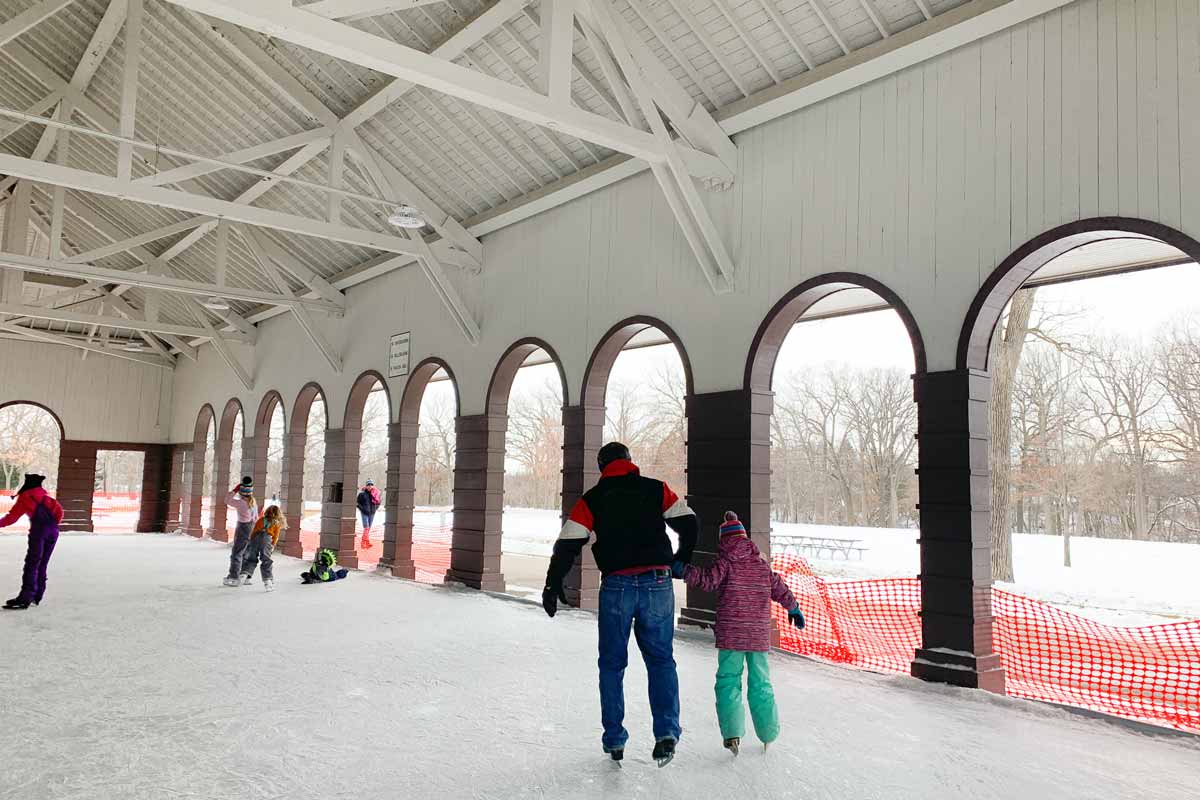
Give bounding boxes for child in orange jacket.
[239,505,285,592]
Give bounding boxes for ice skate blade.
[655,755,674,768]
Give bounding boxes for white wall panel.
[169,0,1200,443]
[0,339,173,443]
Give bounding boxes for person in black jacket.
[543,442,698,767]
[356,479,381,550]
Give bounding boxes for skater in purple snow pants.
[2,473,64,610]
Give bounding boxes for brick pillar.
[911,369,1005,693]
[446,413,505,591]
[319,427,358,568]
[385,420,418,579]
[279,430,306,558]
[240,436,258,497]
[560,404,601,609]
[209,437,233,541]
[183,441,207,537]
[165,445,189,532]
[56,440,97,532]
[137,445,171,532]
[680,390,771,628]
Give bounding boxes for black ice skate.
[3,598,31,610]
[652,738,675,768]
[607,748,623,767]
[723,737,740,757]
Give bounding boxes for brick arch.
[208,398,246,541]
[487,338,567,415]
[0,400,65,440]
[745,272,927,392]
[278,383,328,557]
[560,317,694,608]
[183,404,216,537]
[254,390,285,439]
[322,371,394,567]
[731,272,926,561]
[581,315,694,409]
[385,358,459,580]
[958,217,1200,371]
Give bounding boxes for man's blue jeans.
[597,570,681,751]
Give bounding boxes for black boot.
[652,738,676,768]
[3,598,31,610]
[723,737,740,756]
[607,748,623,766]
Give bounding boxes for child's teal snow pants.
[715,649,779,743]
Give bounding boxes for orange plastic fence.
[769,554,1200,734]
[293,522,451,582]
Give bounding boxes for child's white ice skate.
[264,580,275,592]
[222,577,239,587]
[241,575,252,585]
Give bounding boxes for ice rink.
[1,534,1196,800]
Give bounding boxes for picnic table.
[771,533,868,560]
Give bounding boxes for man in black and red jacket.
[543,442,698,767]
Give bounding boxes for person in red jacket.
[2,473,64,610]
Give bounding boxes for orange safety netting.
[769,554,1200,734]
[292,521,451,583]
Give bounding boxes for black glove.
[542,581,569,618]
[787,605,806,629]
[671,561,686,579]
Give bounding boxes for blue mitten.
[787,604,806,629]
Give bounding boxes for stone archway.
[385,359,459,580]
[208,398,244,542]
[278,384,325,558]
[183,404,215,537]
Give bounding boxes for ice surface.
[1,534,1197,799]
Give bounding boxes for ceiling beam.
[117,0,144,181]
[162,0,729,177]
[241,227,342,372]
[66,217,212,263]
[241,227,345,308]
[0,319,173,369]
[135,128,330,187]
[0,300,243,342]
[0,1,77,49]
[0,248,342,312]
[297,0,447,19]
[0,151,431,258]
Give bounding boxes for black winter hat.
[15,473,45,495]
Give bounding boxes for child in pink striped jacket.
[673,511,805,755]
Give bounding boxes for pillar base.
[184,526,204,538]
[281,540,304,559]
[911,648,1006,693]
[445,568,505,592]
[391,560,416,580]
[208,528,230,543]
[338,552,360,569]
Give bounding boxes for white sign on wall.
[388,332,411,378]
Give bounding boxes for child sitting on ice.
[240,505,285,592]
[673,511,805,756]
[301,547,349,584]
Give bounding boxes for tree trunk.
[989,289,1036,582]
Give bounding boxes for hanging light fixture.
[123,340,146,352]
[387,204,425,230]
[201,296,230,311]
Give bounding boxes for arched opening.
[575,318,693,607]
[489,340,566,600]
[959,219,1200,729]
[0,401,63,523]
[282,384,325,560]
[748,276,925,570]
[744,275,926,672]
[0,401,62,492]
[341,371,391,567]
[389,359,459,583]
[210,399,244,542]
[253,392,285,509]
[185,405,216,537]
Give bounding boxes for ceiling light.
[201,296,230,311]
[387,205,425,229]
[123,340,146,352]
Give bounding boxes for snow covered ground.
[498,510,1200,626]
[1,534,1196,800]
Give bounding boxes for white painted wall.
[169,0,1200,440]
[0,338,173,442]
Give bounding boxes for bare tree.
[0,404,61,490]
[416,395,456,506]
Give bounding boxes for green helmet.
[316,548,337,568]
